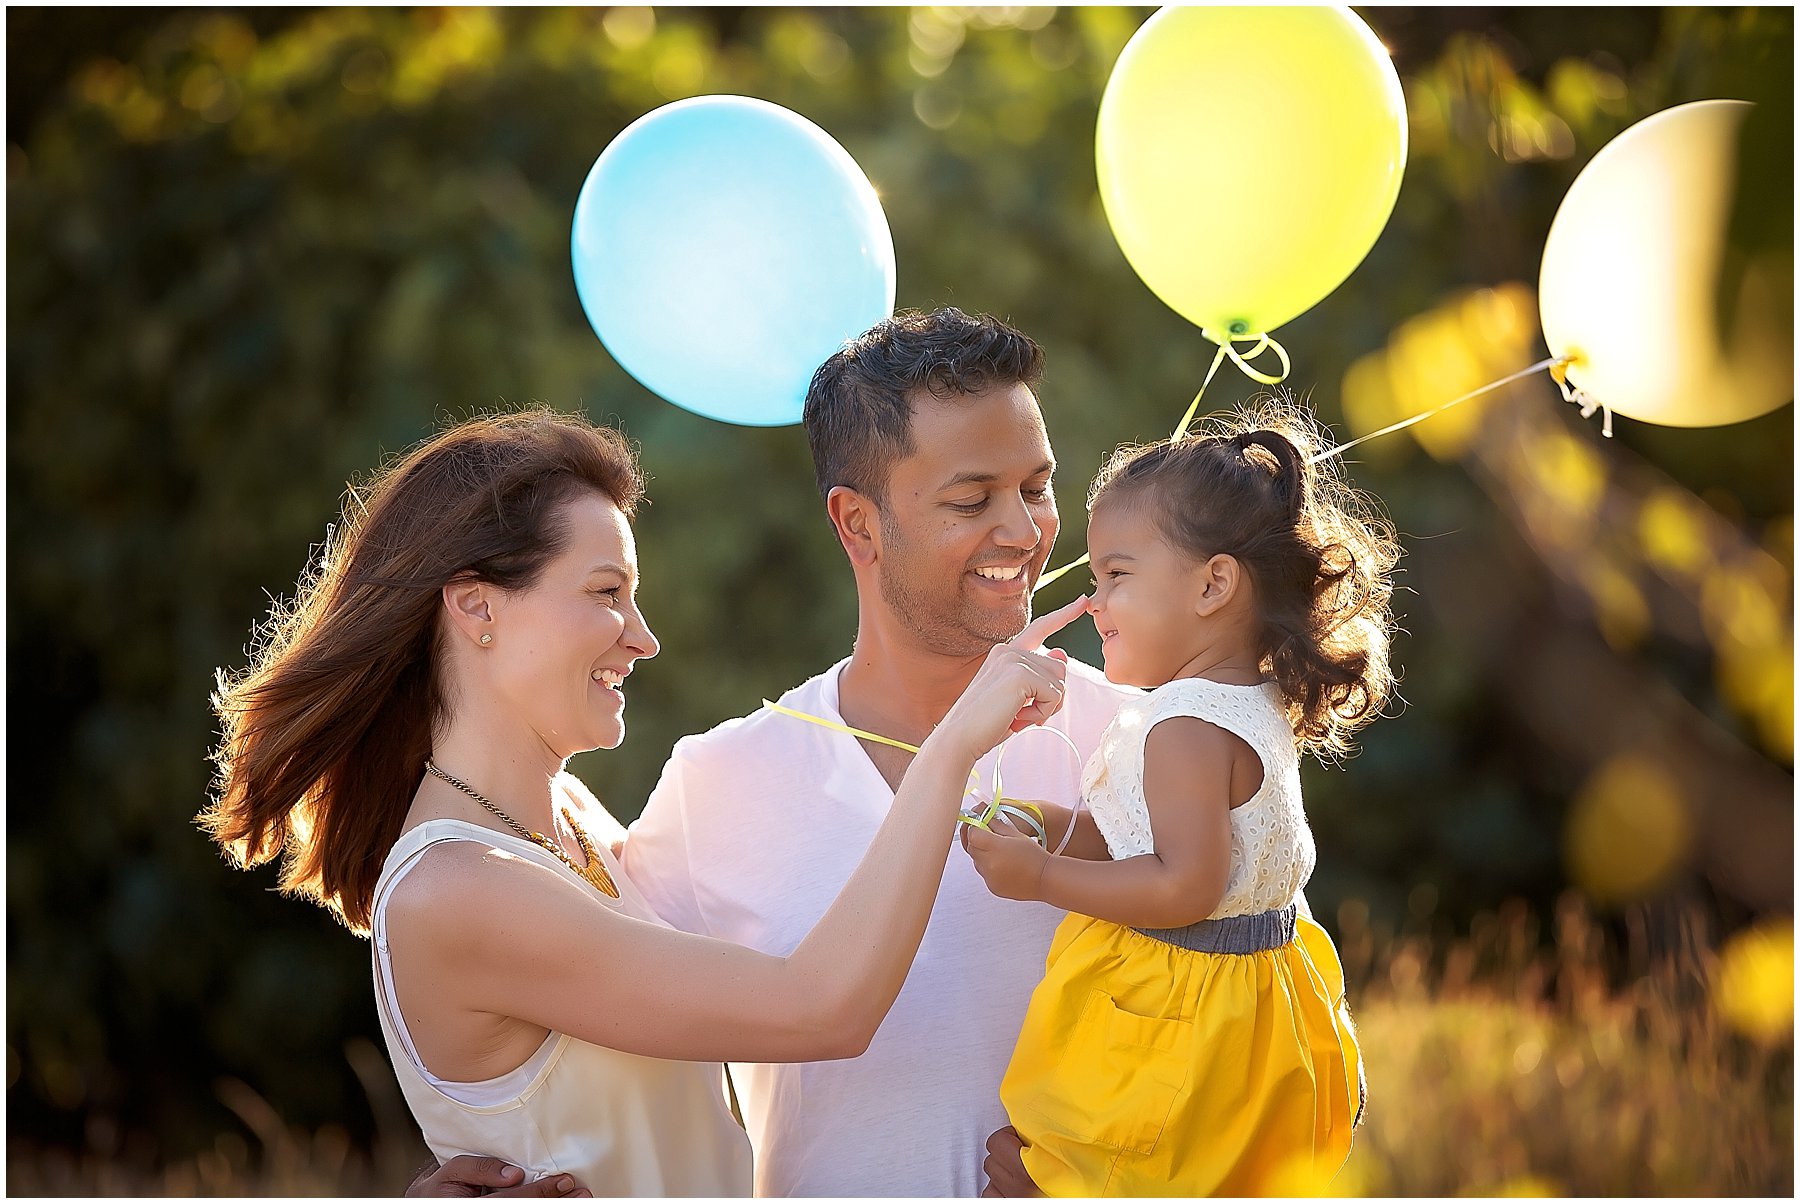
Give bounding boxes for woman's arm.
[964,716,1252,930]
[389,622,1079,1070]
[393,736,975,1064]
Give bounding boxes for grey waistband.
[1135,903,1298,954]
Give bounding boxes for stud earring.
[479,633,492,645]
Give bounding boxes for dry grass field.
[11,894,1790,1197]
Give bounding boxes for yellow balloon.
[1096,6,1407,338]
[1539,100,1794,427]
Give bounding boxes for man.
[619,308,1137,1196]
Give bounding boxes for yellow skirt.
[1000,911,1364,1197]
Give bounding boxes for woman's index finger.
[1008,594,1091,650]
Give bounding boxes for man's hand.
[405,1155,592,1197]
[981,1126,1043,1197]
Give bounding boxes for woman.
[203,410,1072,1195]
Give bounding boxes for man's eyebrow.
[935,461,1056,492]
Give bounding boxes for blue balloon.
[572,96,897,427]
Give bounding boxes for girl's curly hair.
[1088,399,1400,759]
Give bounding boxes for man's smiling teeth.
[592,668,624,688]
[975,566,1024,581]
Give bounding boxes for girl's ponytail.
[1236,429,1308,527]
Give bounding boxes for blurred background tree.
[7,5,1791,1192]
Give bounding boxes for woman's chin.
[555,722,624,757]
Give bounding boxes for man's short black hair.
[802,307,1044,502]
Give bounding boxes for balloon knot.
[1201,327,1292,386]
[1555,373,1615,437]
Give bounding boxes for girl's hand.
[961,820,1052,902]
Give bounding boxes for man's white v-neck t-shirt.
[621,656,1135,1197]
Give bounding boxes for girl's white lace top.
[1080,677,1315,919]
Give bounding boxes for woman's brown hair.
[202,409,645,933]
[1088,399,1400,760]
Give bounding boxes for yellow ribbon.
[1168,340,1233,446]
[1171,329,1295,442]
[1035,335,1583,596]
[1032,552,1089,594]
[760,700,1075,850]
[762,699,923,755]
[1201,325,1294,387]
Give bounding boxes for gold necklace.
[424,760,619,899]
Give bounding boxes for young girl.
[963,407,1397,1196]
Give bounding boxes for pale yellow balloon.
[1539,100,1794,427]
[1096,5,1407,338]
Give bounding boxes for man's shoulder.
[1062,655,1140,704]
[665,660,845,772]
[633,660,845,854]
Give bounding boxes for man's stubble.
[875,512,1033,659]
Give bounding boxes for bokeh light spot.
[1714,919,1795,1042]
[1563,756,1692,904]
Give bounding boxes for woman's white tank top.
[370,816,753,1197]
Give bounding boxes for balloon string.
[1032,551,1088,594]
[1048,356,1591,589]
[759,700,1082,850]
[761,697,980,805]
[1170,340,1232,441]
[1040,329,1291,597]
[762,699,926,754]
[1311,355,1574,464]
[1176,330,1296,442]
[1038,330,1292,596]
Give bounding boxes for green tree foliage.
[7,4,1791,1170]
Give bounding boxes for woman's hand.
[961,819,1053,902]
[931,596,1089,763]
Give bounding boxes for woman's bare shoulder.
[381,832,572,942]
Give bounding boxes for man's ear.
[442,576,496,646]
[1194,554,1243,617]
[826,485,883,568]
